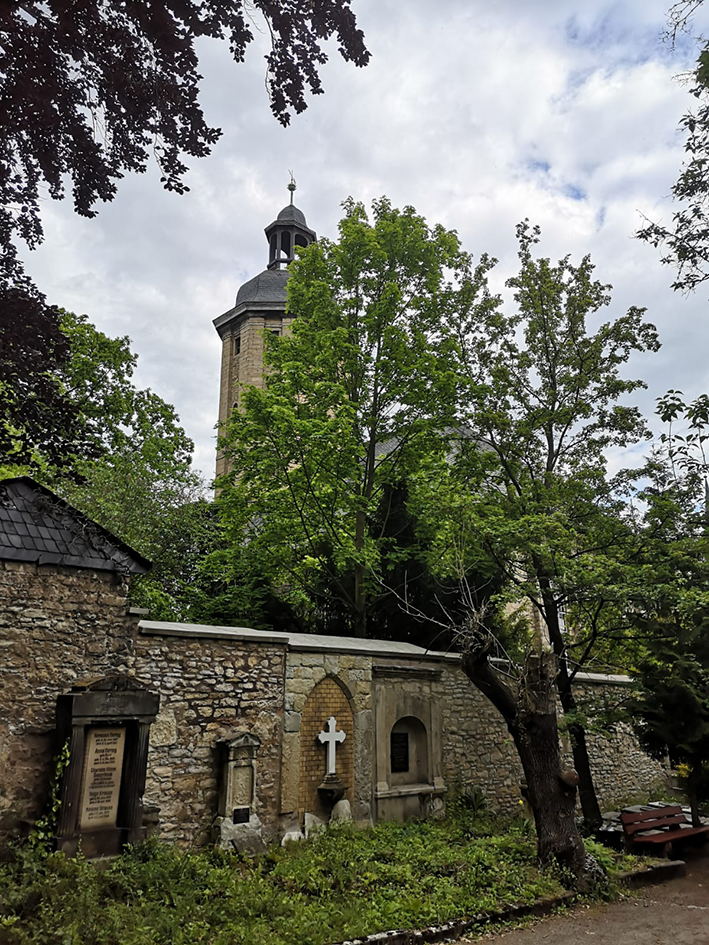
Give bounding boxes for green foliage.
[217,197,469,637]
[1,309,213,620]
[0,821,577,945]
[450,784,490,820]
[27,740,71,852]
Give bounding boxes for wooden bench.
[621,805,709,853]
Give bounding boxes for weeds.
[0,814,633,945]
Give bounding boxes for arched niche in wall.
[389,716,428,787]
[298,676,354,822]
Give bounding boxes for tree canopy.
[637,0,709,292]
[1,310,208,618]
[217,197,467,638]
[412,221,661,829]
[1,1,369,261]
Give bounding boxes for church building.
[0,192,669,857]
[213,182,317,478]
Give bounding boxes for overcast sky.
[17,0,709,481]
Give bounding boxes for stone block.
[150,708,177,747]
[330,798,352,823]
[280,731,300,813]
[281,830,304,845]
[304,812,325,838]
[284,712,301,733]
[217,817,267,855]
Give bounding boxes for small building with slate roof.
[0,478,150,841]
[0,477,150,574]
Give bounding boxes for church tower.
[213,182,317,478]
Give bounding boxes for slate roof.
[234,267,289,308]
[277,204,307,226]
[0,477,151,574]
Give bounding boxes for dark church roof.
[234,267,289,308]
[0,477,151,574]
[277,204,307,226]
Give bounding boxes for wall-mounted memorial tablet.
[55,675,159,858]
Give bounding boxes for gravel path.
[462,850,709,945]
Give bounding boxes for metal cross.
[317,716,346,776]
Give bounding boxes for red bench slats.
[622,815,687,835]
[620,805,709,849]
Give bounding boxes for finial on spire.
[288,170,296,205]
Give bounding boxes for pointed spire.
[288,170,296,206]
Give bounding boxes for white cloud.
[16,0,709,481]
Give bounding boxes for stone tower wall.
[215,313,295,480]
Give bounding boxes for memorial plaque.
[79,727,126,830]
[390,732,409,773]
[227,764,254,812]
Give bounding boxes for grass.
[0,814,635,945]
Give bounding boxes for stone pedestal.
[55,675,159,858]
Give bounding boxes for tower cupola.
[264,177,316,269]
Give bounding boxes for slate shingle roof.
[0,478,151,574]
[234,268,289,308]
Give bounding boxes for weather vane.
[288,170,296,205]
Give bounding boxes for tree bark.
[461,643,592,888]
[687,764,702,828]
[537,578,603,831]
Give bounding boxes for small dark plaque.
[233,807,250,824]
[390,732,409,773]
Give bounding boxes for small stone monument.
[214,732,267,854]
[55,675,159,858]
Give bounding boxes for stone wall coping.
[138,620,457,660]
[137,621,635,687]
[138,620,289,646]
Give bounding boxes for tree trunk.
[353,509,367,638]
[538,582,603,831]
[687,764,702,828]
[461,644,594,889]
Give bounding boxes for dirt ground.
[463,850,709,945]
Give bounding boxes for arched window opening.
[389,716,428,786]
[295,234,308,249]
[280,231,292,259]
[269,234,278,262]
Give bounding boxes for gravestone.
[55,675,159,858]
[214,732,266,854]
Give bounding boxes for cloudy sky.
[17,0,709,481]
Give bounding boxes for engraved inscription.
[227,764,253,811]
[79,728,125,830]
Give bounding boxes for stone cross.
[317,716,346,776]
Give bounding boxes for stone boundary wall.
[574,681,669,808]
[0,561,136,837]
[438,661,523,812]
[438,662,668,813]
[133,631,287,845]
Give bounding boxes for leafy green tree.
[637,1,709,292]
[0,1,370,466]
[218,197,466,637]
[1,310,208,618]
[623,386,709,827]
[628,610,709,826]
[425,221,661,830]
[0,290,96,474]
